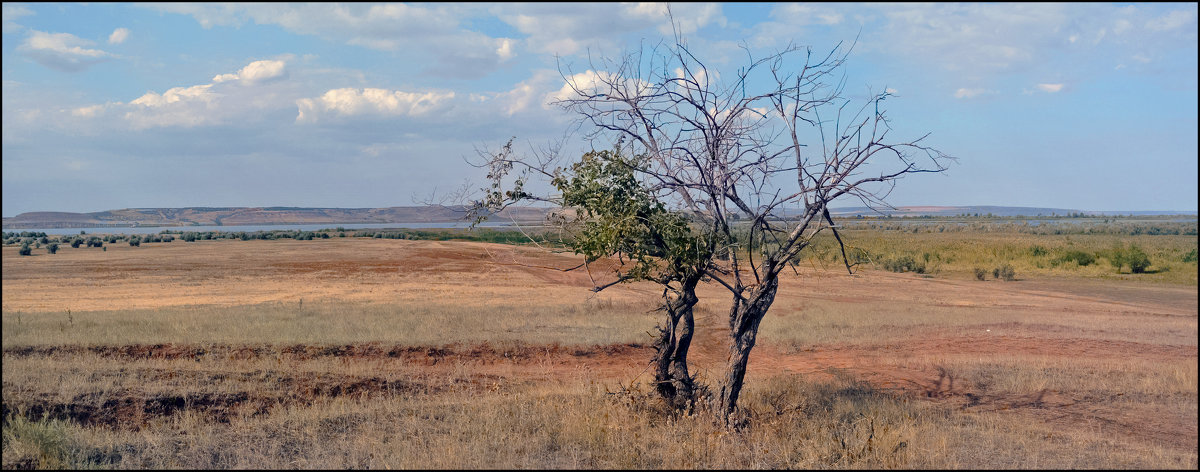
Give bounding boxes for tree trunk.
[718,276,779,421]
[652,274,701,409]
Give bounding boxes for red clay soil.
[3,239,1196,450]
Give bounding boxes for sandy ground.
[3,238,1197,453]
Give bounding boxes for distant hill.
[3,205,1193,229]
[1,206,550,229]
[824,206,1197,217]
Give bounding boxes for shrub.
[881,255,925,274]
[1053,250,1095,267]
[1106,243,1151,273]
[993,264,1015,281]
[46,243,58,254]
[973,268,987,281]
[70,238,83,248]
[18,243,32,256]
[1126,245,1151,273]
[1184,248,1198,263]
[182,232,198,242]
[1029,245,1048,257]
[129,237,140,247]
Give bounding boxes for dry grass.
[800,229,1198,285]
[4,371,1194,469]
[3,236,1197,469]
[758,291,1198,348]
[1,298,658,348]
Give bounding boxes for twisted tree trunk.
[652,274,701,409]
[718,276,779,421]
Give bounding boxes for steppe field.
[2,227,1197,469]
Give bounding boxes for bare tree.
[472,29,950,422]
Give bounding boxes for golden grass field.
[2,234,1197,468]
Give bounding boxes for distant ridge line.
[1,205,546,230]
[3,205,1195,229]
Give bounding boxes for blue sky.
[2,2,1197,216]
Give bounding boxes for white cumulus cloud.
[212,59,288,85]
[108,27,130,44]
[64,58,295,129]
[296,88,456,123]
[130,84,216,108]
[18,29,114,72]
[71,105,105,118]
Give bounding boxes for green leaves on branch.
[553,149,711,284]
[470,138,532,225]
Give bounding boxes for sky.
[2,2,1197,216]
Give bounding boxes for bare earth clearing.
[2,238,1197,468]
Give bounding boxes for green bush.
[70,238,83,248]
[1107,245,1126,272]
[1053,250,1095,267]
[881,255,925,274]
[1126,245,1151,273]
[46,243,58,254]
[1183,248,1198,263]
[19,243,32,256]
[129,237,140,247]
[1107,243,1151,273]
